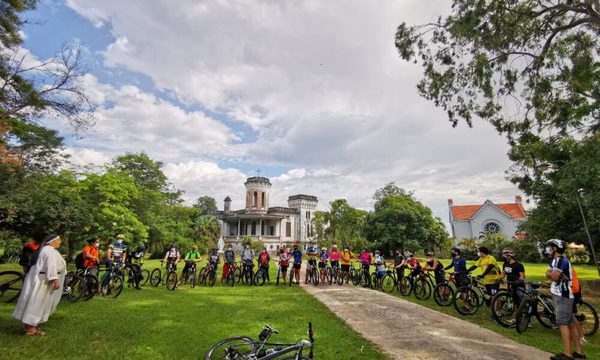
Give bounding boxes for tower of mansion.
[217,176,318,250]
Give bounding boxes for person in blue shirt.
[106,234,127,268]
[318,247,329,283]
[444,247,468,287]
[305,241,317,284]
[290,244,303,285]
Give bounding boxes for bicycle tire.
[414,278,431,300]
[398,277,412,296]
[575,301,599,337]
[351,270,360,286]
[82,274,99,301]
[381,274,396,293]
[491,291,517,328]
[276,268,282,286]
[515,298,531,334]
[254,270,266,286]
[311,267,320,286]
[289,268,295,287]
[166,271,178,290]
[207,270,217,287]
[62,272,83,303]
[150,268,162,287]
[327,268,333,285]
[434,283,454,307]
[336,270,344,285]
[204,336,257,360]
[139,269,150,287]
[244,268,254,286]
[0,270,24,303]
[226,271,235,287]
[101,275,124,298]
[534,295,556,329]
[454,287,479,315]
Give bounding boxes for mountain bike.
[275,260,289,286]
[490,280,526,328]
[433,273,457,307]
[223,262,236,287]
[63,266,99,302]
[514,282,557,333]
[326,263,343,285]
[254,264,269,286]
[181,260,199,288]
[238,260,255,286]
[352,264,371,287]
[149,267,162,287]
[100,263,125,298]
[454,274,501,316]
[199,262,218,287]
[205,323,314,360]
[306,259,319,286]
[289,263,301,287]
[380,265,398,293]
[575,297,599,337]
[0,270,24,303]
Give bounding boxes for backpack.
[75,252,85,269]
[19,242,40,268]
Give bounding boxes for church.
[216,176,318,251]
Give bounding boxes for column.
[237,218,240,239]
[259,218,262,240]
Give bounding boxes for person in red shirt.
[19,239,41,273]
[258,247,271,283]
[82,238,100,277]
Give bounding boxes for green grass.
[0,261,386,360]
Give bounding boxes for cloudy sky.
[21,0,524,227]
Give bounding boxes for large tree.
[193,196,218,215]
[323,199,368,248]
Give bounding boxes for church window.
[261,192,265,207]
[253,192,258,207]
[286,221,291,237]
[484,222,501,234]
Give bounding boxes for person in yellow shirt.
[340,245,355,284]
[469,246,499,306]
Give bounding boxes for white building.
[217,176,318,251]
[448,196,527,241]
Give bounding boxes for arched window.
[484,222,501,234]
[261,192,265,207]
[253,191,257,207]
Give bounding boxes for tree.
[366,189,448,255]
[373,182,412,203]
[323,199,368,248]
[311,211,327,243]
[193,196,217,215]
[193,216,221,253]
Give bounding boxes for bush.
[505,239,544,263]
[457,237,479,260]
[566,247,590,265]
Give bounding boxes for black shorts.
[331,261,339,268]
[281,265,289,272]
[318,262,326,269]
[293,263,301,270]
[341,264,350,272]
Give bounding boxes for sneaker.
[572,352,586,359]
[550,353,573,360]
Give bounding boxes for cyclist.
[340,245,355,284]
[291,244,302,285]
[258,247,271,282]
[358,247,372,286]
[107,234,128,268]
[423,252,445,285]
[126,243,145,289]
[241,243,255,277]
[82,238,100,277]
[208,248,220,272]
[162,243,180,271]
[181,245,201,284]
[545,239,585,360]
[318,247,329,283]
[373,250,386,286]
[406,252,421,278]
[276,246,290,283]
[467,246,499,306]
[329,245,341,272]
[393,250,406,283]
[305,241,318,284]
[496,248,525,306]
[445,247,469,287]
[221,244,235,285]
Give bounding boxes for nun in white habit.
[13,234,66,336]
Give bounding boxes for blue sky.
[17,0,524,229]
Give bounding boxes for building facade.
[448,196,527,241]
[217,177,318,251]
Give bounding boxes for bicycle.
[126,262,149,288]
[305,259,319,286]
[0,270,24,303]
[181,260,200,288]
[490,280,526,328]
[454,274,501,316]
[238,260,255,286]
[353,263,371,287]
[205,323,314,360]
[326,263,343,286]
[514,282,557,333]
[254,263,270,286]
[199,262,218,287]
[63,266,99,302]
[223,262,236,287]
[289,262,301,287]
[379,265,399,293]
[433,273,457,307]
[99,263,125,298]
[275,260,289,286]
[574,297,599,337]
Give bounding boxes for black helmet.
[546,239,565,250]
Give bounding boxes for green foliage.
[366,187,448,255]
[323,199,367,246]
[457,237,479,260]
[311,210,327,243]
[193,195,218,215]
[479,233,510,259]
[567,246,591,265]
[193,216,221,253]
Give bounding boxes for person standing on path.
[291,244,302,285]
[546,239,586,360]
[13,234,66,336]
[496,249,525,307]
[340,245,355,284]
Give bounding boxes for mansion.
[448,196,527,242]
[216,176,318,251]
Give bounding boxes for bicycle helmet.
[116,234,125,239]
[501,248,514,257]
[332,244,338,249]
[321,247,327,251]
[426,252,433,256]
[546,239,565,250]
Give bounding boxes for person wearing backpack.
[81,238,100,277]
[19,239,41,274]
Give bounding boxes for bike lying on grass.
[205,322,314,360]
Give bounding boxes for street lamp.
[536,160,600,277]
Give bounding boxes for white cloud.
[63,147,111,168]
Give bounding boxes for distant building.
[217,176,318,251]
[448,196,527,241]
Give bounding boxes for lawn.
[0,260,386,360]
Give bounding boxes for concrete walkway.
[302,284,551,360]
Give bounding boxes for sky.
[19,0,525,228]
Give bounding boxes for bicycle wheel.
[0,270,24,303]
[414,278,431,300]
[491,291,517,328]
[139,269,150,287]
[150,268,162,287]
[62,272,83,303]
[398,277,412,296]
[207,270,217,287]
[534,295,556,329]
[289,268,295,287]
[434,283,454,307]
[381,274,396,293]
[276,268,281,286]
[190,271,197,288]
[101,275,124,298]
[454,287,479,315]
[204,336,257,360]
[575,301,599,337]
[82,274,99,301]
[311,267,320,286]
[226,271,235,287]
[351,270,360,286]
[327,268,333,285]
[515,298,531,334]
[336,270,344,285]
[254,270,266,286]
[166,271,178,290]
[244,269,253,286]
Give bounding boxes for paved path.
[302,285,551,360]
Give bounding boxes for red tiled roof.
[451,203,527,220]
